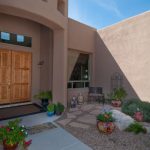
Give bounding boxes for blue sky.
[68,0,150,29]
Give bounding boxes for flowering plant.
[97,112,114,122]
[0,119,32,148]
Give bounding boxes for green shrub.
[97,112,114,122]
[122,99,150,122]
[47,103,55,112]
[34,91,52,100]
[125,122,147,134]
[140,101,150,121]
[55,102,65,113]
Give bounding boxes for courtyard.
[0,102,150,150]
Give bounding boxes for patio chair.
[88,87,105,104]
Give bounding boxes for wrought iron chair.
[88,87,105,104]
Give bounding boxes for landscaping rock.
[112,109,134,130]
[143,122,150,133]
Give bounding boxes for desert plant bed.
[122,99,150,122]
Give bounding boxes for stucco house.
[0,0,150,108]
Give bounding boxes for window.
[0,31,32,47]
[68,52,90,88]
[17,35,24,43]
[1,32,10,41]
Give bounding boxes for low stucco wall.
[95,11,150,102]
[67,88,89,106]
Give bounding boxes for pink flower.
[24,139,32,147]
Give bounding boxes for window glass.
[0,31,32,47]
[1,32,10,40]
[70,54,89,81]
[68,52,90,88]
[17,35,24,43]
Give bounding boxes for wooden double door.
[0,49,32,104]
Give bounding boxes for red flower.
[6,127,10,132]
[24,139,32,147]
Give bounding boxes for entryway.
[0,49,32,104]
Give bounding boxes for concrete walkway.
[28,127,92,150]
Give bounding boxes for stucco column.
[52,29,68,106]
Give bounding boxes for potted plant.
[133,108,143,122]
[55,102,65,115]
[47,103,55,116]
[34,90,52,111]
[0,119,32,150]
[111,88,127,107]
[97,111,115,134]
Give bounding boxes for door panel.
[11,84,22,102]
[22,84,31,100]
[0,49,32,104]
[0,50,11,104]
[11,51,31,103]
[0,86,11,104]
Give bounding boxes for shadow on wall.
[95,33,139,99]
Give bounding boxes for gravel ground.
[56,104,150,150]
[64,124,150,150]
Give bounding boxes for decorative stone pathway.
[56,103,150,150]
[56,103,110,129]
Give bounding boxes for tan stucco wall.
[40,26,53,91]
[68,18,96,53]
[53,29,68,106]
[0,0,69,105]
[1,0,149,105]
[0,0,67,29]
[0,13,54,102]
[67,19,97,104]
[95,11,150,102]
[0,13,41,99]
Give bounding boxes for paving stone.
[71,111,82,115]
[67,113,76,119]
[81,104,95,111]
[77,114,96,125]
[89,109,100,115]
[57,119,72,126]
[69,107,80,112]
[69,122,90,129]
[95,105,102,109]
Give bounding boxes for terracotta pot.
[111,100,122,107]
[3,140,18,150]
[134,112,143,122]
[97,121,115,134]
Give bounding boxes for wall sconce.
[38,60,44,66]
